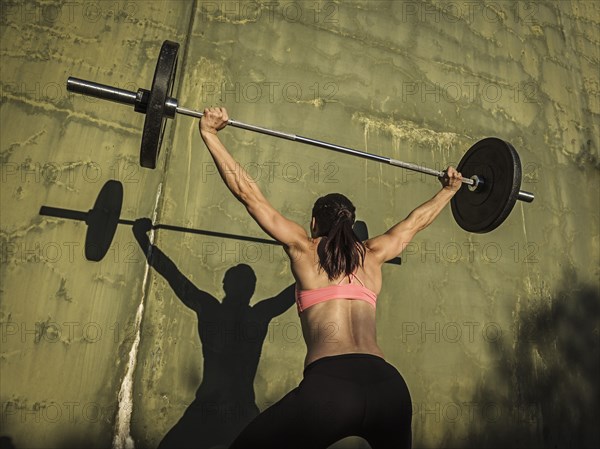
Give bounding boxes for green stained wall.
[1,1,598,448]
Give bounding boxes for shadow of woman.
[133,218,295,449]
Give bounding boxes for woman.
[199,108,463,449]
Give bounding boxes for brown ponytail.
[312,194,366,280]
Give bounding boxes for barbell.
[38,180,402,265]
[66,40,535,233]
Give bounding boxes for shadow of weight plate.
[353,220,368,241]
[140,40,179,169]
[84,180,123,261]
[451,137,522,233]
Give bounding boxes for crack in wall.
[111,4,198,446]
[111,183,162,449]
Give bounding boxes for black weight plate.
[140,40,179,169]
[451,138,521,233]
[85,180,123,261]
[353,220,369,241]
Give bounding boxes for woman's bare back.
[291,238,385,367]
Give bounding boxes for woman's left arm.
[199,108,308,251]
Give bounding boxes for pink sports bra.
[295,273,378,314]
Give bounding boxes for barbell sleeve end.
[517,190,535,203]
[67,77,138,107]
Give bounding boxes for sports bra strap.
[350,273,366,287]
[336,272,366,287]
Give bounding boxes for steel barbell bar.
[67,76,533,204]
[66,40,535,234]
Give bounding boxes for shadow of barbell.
[39,180,401,265]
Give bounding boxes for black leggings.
[229,353,412,449]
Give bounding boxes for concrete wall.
[1,1,598,448]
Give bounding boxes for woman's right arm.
[200,108,309,254]
[365,167,462,263]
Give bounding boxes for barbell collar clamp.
[134,89,150,114]
[468,175,483,191]
[164,97,179,119]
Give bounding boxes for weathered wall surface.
[1,1,598,449]
[0,1,193,448]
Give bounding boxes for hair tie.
[336,208,353,222]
